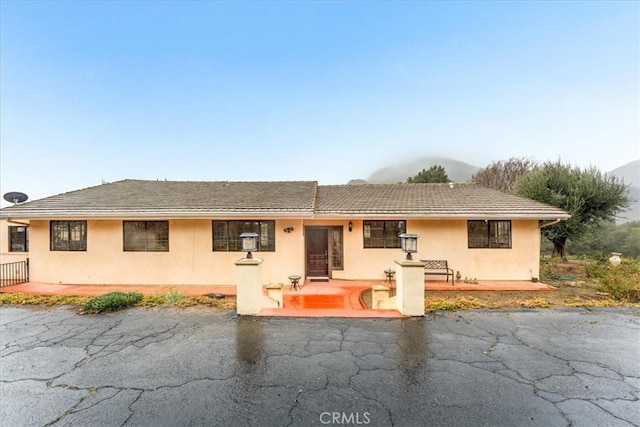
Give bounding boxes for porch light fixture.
[348,221,353,232]
[399,233,418,260]
[283,227,294,233]
[240,232,258,259]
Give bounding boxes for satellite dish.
[3,192,28,204]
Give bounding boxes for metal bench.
[420,260,454,285]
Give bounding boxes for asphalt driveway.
[1,306,638,427]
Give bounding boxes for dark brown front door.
[306,228,328,276]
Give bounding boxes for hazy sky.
[1,1,638,203]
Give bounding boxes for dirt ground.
[424,260,638,309]
[426,285,604,308]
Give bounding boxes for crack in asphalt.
[1,306,637,427]
[456,312,640,426]
[120,389,144,427]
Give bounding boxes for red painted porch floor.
[1,279,556,318]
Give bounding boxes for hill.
[365,156,480,183]
[609,160,640,223]
[347,157,639,222]
[609,160,640,186]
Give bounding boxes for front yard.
[424,257,640,312]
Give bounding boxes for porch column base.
[395,259,425,316]
[235,257,263,315]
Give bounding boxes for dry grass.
[0,292,236,310]
[425,296,492,312]
[0,293,88,306]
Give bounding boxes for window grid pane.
[50,221,87,251]
[124,221,169,252]
[9,226,28,252]
[331,227,343,270]
[467,221,489,248]
[213,221,229,251]
[467,220,511,249]
[364,220,405,249]
[212,220,275,252]
[490,221,511,248]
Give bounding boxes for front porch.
[1,279,556,317]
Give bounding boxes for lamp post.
[240,232,258,259]
[399,233,418,260]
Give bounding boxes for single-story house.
[0,179,569,286]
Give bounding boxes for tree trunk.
[552,237,567,259]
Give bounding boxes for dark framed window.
[468,220,512,249]
[363,220,406,248]
[213,220,275,252]
[124,221,169,252]
[9,226,28,252]
[50,221,87,251]
[330,227,344,270]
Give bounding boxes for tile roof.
[0,180,569,220]
[316,183,570,219]
[0,180,318,218]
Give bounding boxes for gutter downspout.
[539,218,562,229]
[6,219,30,226]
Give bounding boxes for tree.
[407,165,449,183]
[472,157,538,193]
[515,160,630,258]
[604,221,640,258]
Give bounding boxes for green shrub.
[163,291,186,303]
[586,258,640,302]
[585,259,607,278]
[540,256,559,281]
[82,291,143,313]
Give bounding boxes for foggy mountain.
[609,160,640,186]
[609,160,640,223]
[361,156,480,184]
[347,156,639,223]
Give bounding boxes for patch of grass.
[138,294,236,309]
[163,291,186,303]
[174,295,236,309]
[1,291,236,311]
[0,293,87,306]
[565,297,622,308]
[139,295,166,306]
[82,291,143,313]
[517,298,550,308]
[425,296,489,312]
[81,387,97,401]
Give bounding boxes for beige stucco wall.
[328,219,541,281]
[26,217,541,285]
[0,219,29,264]
[28,219,306,286]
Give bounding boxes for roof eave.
[314,212,571,220]
[0,210,316,220]
[2,211,570,221]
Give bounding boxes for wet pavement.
[1,306,638,427]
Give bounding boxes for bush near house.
[82,291,144,313]
[586,258,640,302]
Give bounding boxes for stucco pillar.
[395,259,425,316]
[235,257,263,316]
